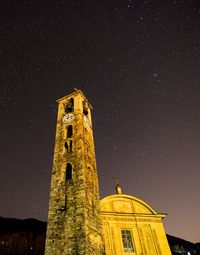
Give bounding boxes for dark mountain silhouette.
[167,234,200,255]
[0,217,199,255]
[0,217,46,255]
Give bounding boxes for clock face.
[62,113,75,124]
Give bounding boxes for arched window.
[67,125,73,138]
[65,98,74,113]
[66,163,72,180]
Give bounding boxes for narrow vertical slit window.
[66,163,72,180]
[65,142,68,152]
[69,140,72,152]
[65,98,74,113]
[64,141,72,153]
[121,230,134,253]
[67,125,73,138]
[92,199,95,215]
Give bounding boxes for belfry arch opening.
[65,98,74,113]
[83,101,88,115]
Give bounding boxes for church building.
[44,90,172,255]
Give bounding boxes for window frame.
[121,229,134,253]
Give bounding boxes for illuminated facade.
[45,90,172,255]
[100,191,172,255]
[45,90,104,255]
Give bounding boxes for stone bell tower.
[45,90,104,255]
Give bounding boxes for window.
[65,98,74,113]
[83,101,88,115]
[64,142,68,151]
[69,140,72,152]
[66,163,72,180]
[67,125,73,138]
[121,230,134,253]
[64,140,72,153]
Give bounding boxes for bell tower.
[45,90,104,255]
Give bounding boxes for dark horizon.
[0,217,198,255]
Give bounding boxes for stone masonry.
[44,90,105,255]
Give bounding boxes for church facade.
[45,90,172,255]
[101,193,172,255]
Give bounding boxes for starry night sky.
[1,0,200,243]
